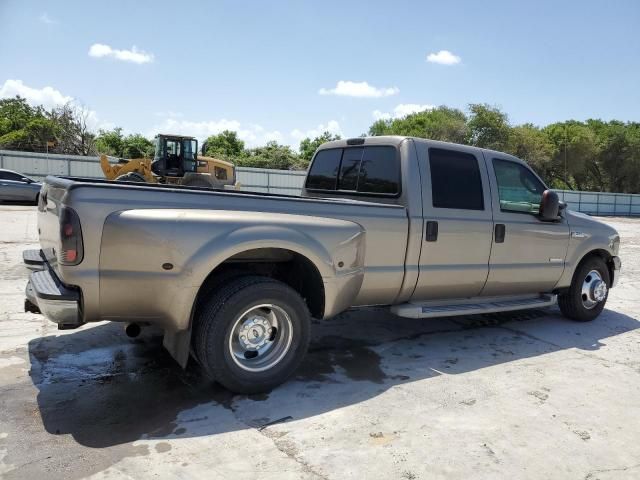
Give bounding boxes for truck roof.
[317,135,524,165]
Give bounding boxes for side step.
[391,294,557,319]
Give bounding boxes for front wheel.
[559,256,610,322]
[192,276,311,393]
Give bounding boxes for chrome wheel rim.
[228,304,293,372]
[581,270,607,309]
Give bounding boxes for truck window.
[306,146,400,195]
[358,147,400,194]
[493,158,545,214]
[338,147,363,190]
[306,148,342,190]
[428,148,484,210]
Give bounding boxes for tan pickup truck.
[23,136,621,393]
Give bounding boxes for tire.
[559,256,610,322]
[193,276,311,393]
[115,172,146,183]
[180,176,215,188]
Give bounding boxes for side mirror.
[539,190,560,221]
[21,177,33,184]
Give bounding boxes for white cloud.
[373,103,434,121]
[148,118,284,148]
[0,79,72,109]
[319,81,399,98]
[290,120,343,143]
[426,50,461,65]
[39,13,57,24]
[88,43,154,64]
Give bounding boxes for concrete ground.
[0,205,639,480]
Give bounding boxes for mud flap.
[163,328,192,368]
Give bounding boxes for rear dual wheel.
[192,276,311,393]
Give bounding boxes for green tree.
[0,96,56,151]
[506,124,555,183]
[238,141,299,170]
[122,134,154,158]
[203,130,245,157]
[368,106,469,143]
[544,122,599,190]
[95,128,125,156]
[466,103,511,150]
[299,131,341,164]
[95,129,154,158]
[0,97,38,135]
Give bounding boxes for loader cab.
[151,134,198,177]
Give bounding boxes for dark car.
[0,169,42,204]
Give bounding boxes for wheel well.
[579,249,613,282]
[196,248,325,319]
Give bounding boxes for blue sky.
[1,0,639,149]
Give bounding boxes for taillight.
[59,207,84,265]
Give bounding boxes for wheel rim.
[228,304,293,372]
[581,269,607,309]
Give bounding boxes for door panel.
[412,143,494,300]
[483,154,569,296]
[0,180,21,200]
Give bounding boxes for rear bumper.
[611,256,621,288]
[23,248,45,271]
[24,251,82,329]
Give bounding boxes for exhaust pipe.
[125,322,142,338]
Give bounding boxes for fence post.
[67,158,71,176]
[596,192,600,216]
[578,192,582,213]
[0,152,3,169]
[267,170,271,194]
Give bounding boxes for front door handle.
[425,221,438,242]
[495,224,506,243]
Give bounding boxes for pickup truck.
[23,136,622,393]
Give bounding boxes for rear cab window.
[306,146,401,196]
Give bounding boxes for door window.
[428,148,484,210]
[493,159,545,214]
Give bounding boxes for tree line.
[370,105,640,192]
[1,95,639,192]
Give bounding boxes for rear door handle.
[495,224,506,243]
[425,221,438,242]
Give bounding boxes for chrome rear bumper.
[24,251,82,329]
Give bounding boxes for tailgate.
[37,179,67,275]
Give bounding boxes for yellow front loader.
[100,134,236,188]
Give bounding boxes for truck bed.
[38,175,413,325]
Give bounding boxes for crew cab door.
[482,154,570,296]
[412,144,494,300]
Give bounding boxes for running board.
[391,294,557,319]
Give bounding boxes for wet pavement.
[1,206,639,479]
